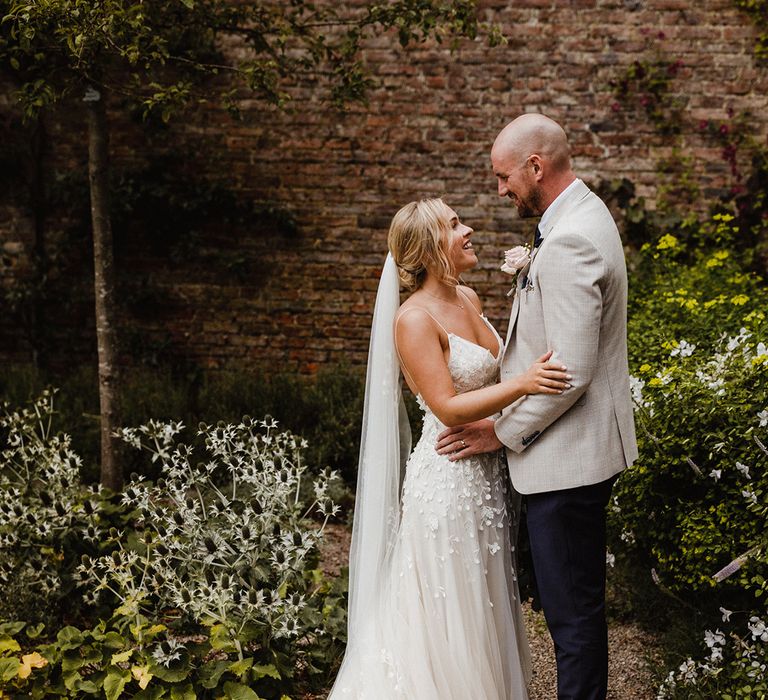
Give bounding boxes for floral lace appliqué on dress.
[329,320,531,700]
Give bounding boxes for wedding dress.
[329,260,531,699]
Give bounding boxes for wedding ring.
[460,440,467,448]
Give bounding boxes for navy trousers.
[525,476,616,700]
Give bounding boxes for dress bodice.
[416,318,503,418]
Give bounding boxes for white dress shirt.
[538,178,581,240]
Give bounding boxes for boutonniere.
[501,245,531,297]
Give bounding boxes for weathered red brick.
[1,1,767,373]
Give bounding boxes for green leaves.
[148,661,190,683]
[170,683,196,700]
[103,665,131,700]
[198,658,230,689]
[0,0,494,122]
[0,623,26,637]
[0,657,20,682]
[0,637,21,655]
[228,657,253,677]
[616,211,768,697]
[223,681,261,700]
[734,0,768,61]
[25,623,45,640]
[56,627,84,651]
[61,643,102,672]
[252,664,280,680]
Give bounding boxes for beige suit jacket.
[494,179,638,494]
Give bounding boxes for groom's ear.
[529,154,544,181]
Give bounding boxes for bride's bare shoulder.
[457,285,483,313]
[395,300,432,329]
[395,298,445,339]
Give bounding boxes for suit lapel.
[501,179,591,356]
[504,286,522,348]
[503,239,543,348]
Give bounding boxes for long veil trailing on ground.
[345,252,411,643]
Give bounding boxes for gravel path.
[318,523,661,699]
[523,603,661,699]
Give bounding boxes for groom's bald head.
[491,114,576,217]
[492,113,571,173]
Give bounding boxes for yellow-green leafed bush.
[613,213,768,697]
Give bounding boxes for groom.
[437,113,638,700]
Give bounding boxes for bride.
[328,198,571,699]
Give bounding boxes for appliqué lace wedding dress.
[328,317,532,700]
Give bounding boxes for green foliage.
[734,0,768,61]
[0,390,129,625]
[0,604,346,698]
[611,212,768,697]
[0,396,349,697]
[656,624,768,699]
[0,0,497,120]
[626,214,768,369]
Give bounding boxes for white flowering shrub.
[80,418,340,646]
[611,215,768,698]
[619,327,767,594]
[0,401,347,697]
[656,616,767,699]
[0,389,108,622]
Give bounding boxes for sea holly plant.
[0,398,347,696]
[79,418,341,661]
[0,389,108,623]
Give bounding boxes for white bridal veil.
[346,253,412,641]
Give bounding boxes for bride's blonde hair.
[387,198,457,291]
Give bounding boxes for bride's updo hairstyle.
[387,198,457,291]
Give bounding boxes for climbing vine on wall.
[609,31,685,135]
[608,26,768,268]
[734,0,768,60]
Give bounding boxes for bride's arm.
[395,309,570,428]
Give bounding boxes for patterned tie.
[521,225,543,290]
[533,224,543,249]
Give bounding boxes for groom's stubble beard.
[513,183,544,219]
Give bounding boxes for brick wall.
[2,0,767,373]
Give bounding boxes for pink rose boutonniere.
[501,245,530,296]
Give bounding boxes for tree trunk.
[85,86,122,491]
[29,117,48,368]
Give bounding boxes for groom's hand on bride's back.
[436,419,503,462]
